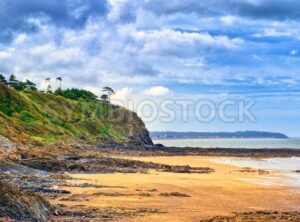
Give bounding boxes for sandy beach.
[54,156,300,221]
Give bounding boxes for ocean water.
[153,138,300,149]
[152,138,300,188]
[210,157,300,188]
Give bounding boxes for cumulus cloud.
[107,0,138,23]
[131,29,243,58]
[143,86,170,96]
[0,0,299,104]
[0,0,299,133]
[110,87,133,104]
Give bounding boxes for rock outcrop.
[200,211,300,222]
[126,112,153,145]
[0,136,20,161]
[0,182,53,222]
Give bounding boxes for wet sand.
[55,156,300,221]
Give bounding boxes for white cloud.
[111,87,133,101]
[220,16,237,26]
[107,0,134,22]
[132,29,243,57]
[0,0,299,108]
[143,86,170,96]
[0,0,299,133]
[253,28,293,38]
[0,51,12,59]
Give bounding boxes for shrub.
[54,88,98,101]
[19,110,36,122]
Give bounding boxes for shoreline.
[152,137,300,149]
[55,156,300,221]
[1,145,300,221]
[90,145,300,158]
[153,137,291,140]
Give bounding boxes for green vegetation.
[0,74,7,84]
[100,94,108,102]
[0,74,38,91]
[0,83,150,146]
[0,74,110,102]
[54,88,98,101]
[102,86,115,102]
[19,110,36,122]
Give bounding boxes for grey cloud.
[128,63,158,76]
[110,1,137,23]
[102,57,159,77]
[144,0,300,20]
[0,0,108,43]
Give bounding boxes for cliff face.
[0,83,153,147]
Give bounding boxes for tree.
[100,94,108,102]
[6,75,38,91]
[56,77,62,89]
[54,88,98,101]
[7,74,26,90]
[8,74,19,89]
[45,77,51,93]
[46,85,52,93]
[17,82,27,91]
[24,79,37,91]
[102,86,115,102]
[54,88,63,96]
[0,74,7,85]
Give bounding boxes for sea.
[152,138,300,188]
[152,138,300,149]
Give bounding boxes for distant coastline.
[150,131,289,139]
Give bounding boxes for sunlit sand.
[56,156,300,221]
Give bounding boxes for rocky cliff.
[0,83,152,149]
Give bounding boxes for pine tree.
[24,79,37,91]
[102,87,115,102]
[8,74,19,89]
[100,94,108,102]
[46,85,52,93]
[0,74,7,85]
[56,77,62,89]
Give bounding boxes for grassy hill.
[0,83,152,146]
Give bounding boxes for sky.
[0,0,299,136]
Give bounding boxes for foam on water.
[210,157,300,189]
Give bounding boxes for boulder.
[0,136,20,161]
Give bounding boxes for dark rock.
[159,192,191,197]
[200,211,300,222]
[19,157,214,174]
[148,189,158,192]
[0,182,53,222]
[21,186,71,194]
